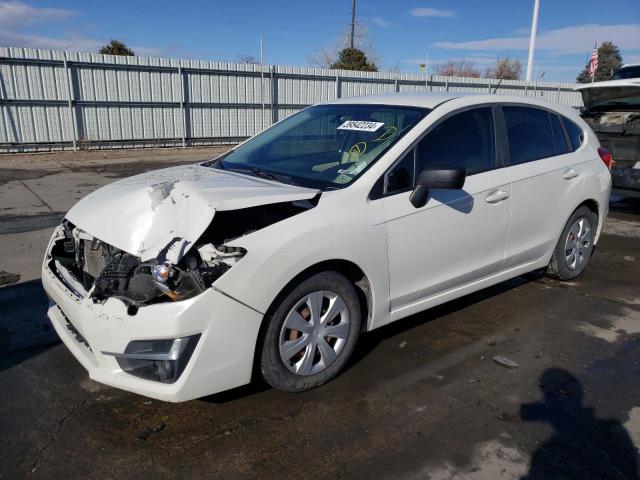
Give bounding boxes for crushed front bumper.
[42,260,264,402]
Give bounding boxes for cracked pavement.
[0,149,639,479]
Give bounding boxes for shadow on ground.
[522,368,639,480]
[0,279,57,360]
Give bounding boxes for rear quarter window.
[561,117,585,151]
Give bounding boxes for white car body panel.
[65,164,319,263]
[42,92,611,401]
[383,170,511,313]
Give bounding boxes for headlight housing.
[48,220,246,308]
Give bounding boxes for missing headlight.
[149,245,246,302]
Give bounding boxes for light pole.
[525,0,540,82]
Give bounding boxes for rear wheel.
[547,206,598,280]
[260,271,361,392]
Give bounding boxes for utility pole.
[260,33,265,130]
[350,0,356,49]
[525,0,540,82]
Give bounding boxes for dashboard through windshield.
[206,104,429,190]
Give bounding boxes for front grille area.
[49,221,161,306]
[82,239,109,279]
[48,222,126,296]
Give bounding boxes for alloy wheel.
[564,217,592,271]
[278,290,350,376]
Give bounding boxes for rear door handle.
[485,189,509,204]
[562,168,580,180]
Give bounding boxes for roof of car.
[325,91,464,109]
[322,91,577,115]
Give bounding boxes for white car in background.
[576,63,640,197]
[42,92,612,402]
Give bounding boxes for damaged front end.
[46,197,317,309]
[46,219,246,309]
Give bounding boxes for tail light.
[597,147,615,170]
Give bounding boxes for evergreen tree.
[577,42,623,83]
[99,40,135,56]
[329,48,377,72]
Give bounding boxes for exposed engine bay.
[46,199,315,310]
[582,111,640,167]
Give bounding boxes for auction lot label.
[337,121,385,132]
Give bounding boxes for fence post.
[335,74,341,99]
[394,78,399,93]
[270,66,278,125]
[63,53,78,151]
[178,66,187,148]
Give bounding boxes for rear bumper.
[42,262,263,402]
[611,167,640,194]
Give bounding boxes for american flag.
[588,44,599,78]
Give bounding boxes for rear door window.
[503,106,555,164]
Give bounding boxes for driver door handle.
[485,189,509,204]
[562,168,580,180]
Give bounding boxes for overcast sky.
[1,0,639,81]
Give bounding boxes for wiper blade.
[224,165,297,185]
[248,167,283,182]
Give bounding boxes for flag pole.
[591,42,597,83]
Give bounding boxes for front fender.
[212,194,390,331]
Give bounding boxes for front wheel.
[547,206,598,280]
[260,271,361,392]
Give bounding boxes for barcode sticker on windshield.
[337,121,384,132]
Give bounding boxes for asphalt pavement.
[0,148,639,479]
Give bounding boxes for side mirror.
[409,166,466,208]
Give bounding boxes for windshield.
[207,104,428,189]
[612,66,640,80]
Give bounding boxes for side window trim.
[382,148,416,195]
[380,104,499,197]
[493,105,509,168]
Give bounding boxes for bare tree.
[237,54,259,64]
[485,57,523,80]
[433,60,481,78]
[309,22,378,69]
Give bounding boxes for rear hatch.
[576,79,640,169]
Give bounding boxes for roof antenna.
[491,77,503,94]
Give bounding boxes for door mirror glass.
[410,166,466,208]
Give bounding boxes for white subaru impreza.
[42,92,612,401]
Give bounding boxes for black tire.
[547,206,598,280]
[260,271,361,392]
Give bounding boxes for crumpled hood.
[66,164,319,263]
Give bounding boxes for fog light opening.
[102,334,200,384]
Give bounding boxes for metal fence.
[0,47,584,153]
